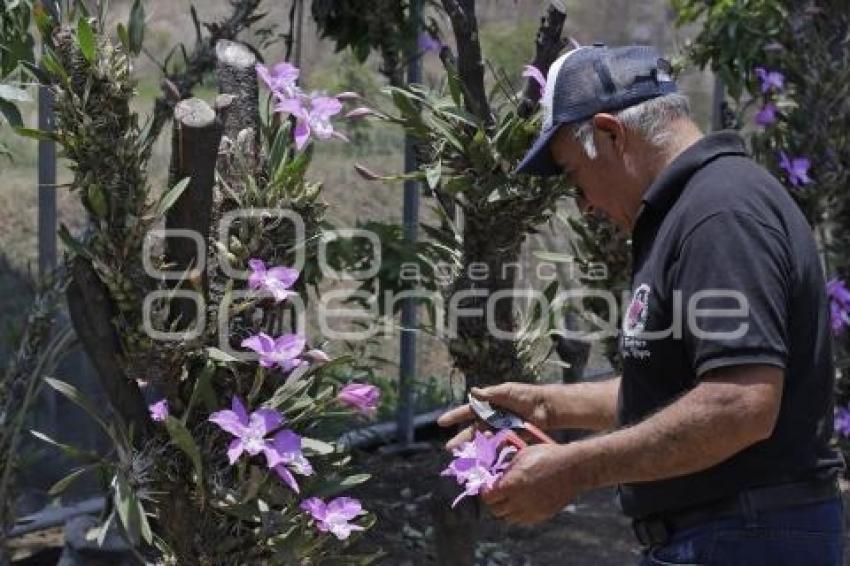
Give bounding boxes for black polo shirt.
[618,131,843,519]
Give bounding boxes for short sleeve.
[671,210,790,377]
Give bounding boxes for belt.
[632,477,840,548]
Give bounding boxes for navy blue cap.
[516,44,677,176]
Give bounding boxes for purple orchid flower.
[275,94,344,150]
[827,278,850,335]
[337,382,380,415]
[266,429,313,493]
[755,67,784,94]
[248,259,299,303]
[754,102,777,126]
[835,406,850,438]
[441,430,517,507]
[241,332,306,372]
[522,65,547,91]
[149,399,169,422]
[300,497,366,540]
[418,32,442,54]
[208,397,283,465]
[778,151,811,187]
[256,62,300,100]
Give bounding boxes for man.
[438,45,844,565]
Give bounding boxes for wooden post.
[166,98,223,330]
[215,40,260,147]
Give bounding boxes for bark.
[440,0,493,126]
[166,98,223,331]
[66,258,152,435]
[215,40,260,148]
[448,217,529,389]
[146,0,263,151]
[517,4,569,119]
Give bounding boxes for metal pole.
[397,0,422,445]
[710,75,725,132]
[37,80,57,276]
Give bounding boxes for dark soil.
[348,444,639,565]
[349,445,850,566]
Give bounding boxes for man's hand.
[482,443,580,525]
[437,382,552,449]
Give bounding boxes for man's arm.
[544,377,621,431]
[483,364,783,524]
[571,364,782,488]
[438,378,621,449]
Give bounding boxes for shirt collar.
[640,130,748,214]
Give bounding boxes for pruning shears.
[468,394,557,450]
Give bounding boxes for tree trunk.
[66,258,151,435]
[166,97,223,332]
[215,40,260,150]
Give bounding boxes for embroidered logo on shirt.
[624,284,651,337]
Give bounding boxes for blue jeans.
[638,498,845,565]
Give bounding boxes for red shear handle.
[521,422,557,445]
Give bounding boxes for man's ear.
[591,113,626,157]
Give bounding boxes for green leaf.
[154,176,190,217]
[30,430,103,464]
[184,360,216,423]
[111,474,153,545]
[43,378,112,437]
[58,224,90,258]
[312,473,371,498]
[533,250,574,263]
[206,346,238,363]
[164,416,203,484]
[85,511,116,547]
[301,437,335,456]
[76,18,96,64]
[390,88,418,118]
[40,49,67,83]
[424,160,441,190]
[33,4,56,40]
[48,465,99,496]
[0,99,23,128]
[128,0,145,56]
[86,184,108,218]
[116,23,129,51]
[446,67,464,107]
[14,127,53,140]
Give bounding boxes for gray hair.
[571,93,691,159]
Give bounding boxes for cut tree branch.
[517,5,569,118]
[215,40,260,147]
[145,0,264,153]
[440,0,492,127]
[166,98,224,330]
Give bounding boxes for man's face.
[549,116,641,230]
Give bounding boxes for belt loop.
[739,490,758,527]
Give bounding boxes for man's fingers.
[487,500,512,519]
[437,404,474,428]
[471,383,528,414]
[471,383,515,403]
[444,426,475,450]
[480,486,508,505]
